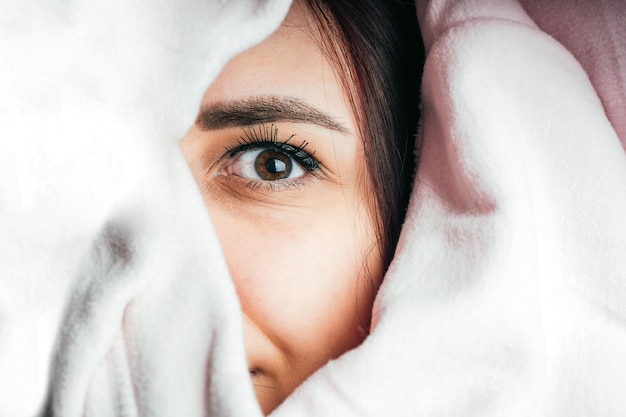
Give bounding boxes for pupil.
[265,158,286,174]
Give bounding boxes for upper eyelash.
[224,124,320,172]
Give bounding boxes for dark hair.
[302,0,424,274]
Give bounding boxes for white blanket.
[1,0,625,416]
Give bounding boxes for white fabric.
[1,1,289,416]
[2,0,625,416]
[275,1,626,415]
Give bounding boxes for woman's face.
[180,3,383,414]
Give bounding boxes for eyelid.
[209,125,322,174]
[226,140,320,173]
[204,125,330,196]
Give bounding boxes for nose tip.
[240,314,269,371]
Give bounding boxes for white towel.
[274,1,626,415]
[0,1,288,416]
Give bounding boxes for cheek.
[210,196,379,359]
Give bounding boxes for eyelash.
[217,124,322,190]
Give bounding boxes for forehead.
[201,3,353,128]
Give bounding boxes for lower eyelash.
[245,177,307,192]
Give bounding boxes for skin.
[180,2,383,414]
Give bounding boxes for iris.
[255,150,292,180]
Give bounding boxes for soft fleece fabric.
[1,0,625,416]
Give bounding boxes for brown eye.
[222,146,307,182]
[254,149,293,181]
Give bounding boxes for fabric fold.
[1,1,290,416]
[273,3,626,416]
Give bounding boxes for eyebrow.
[195,96,351,135]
